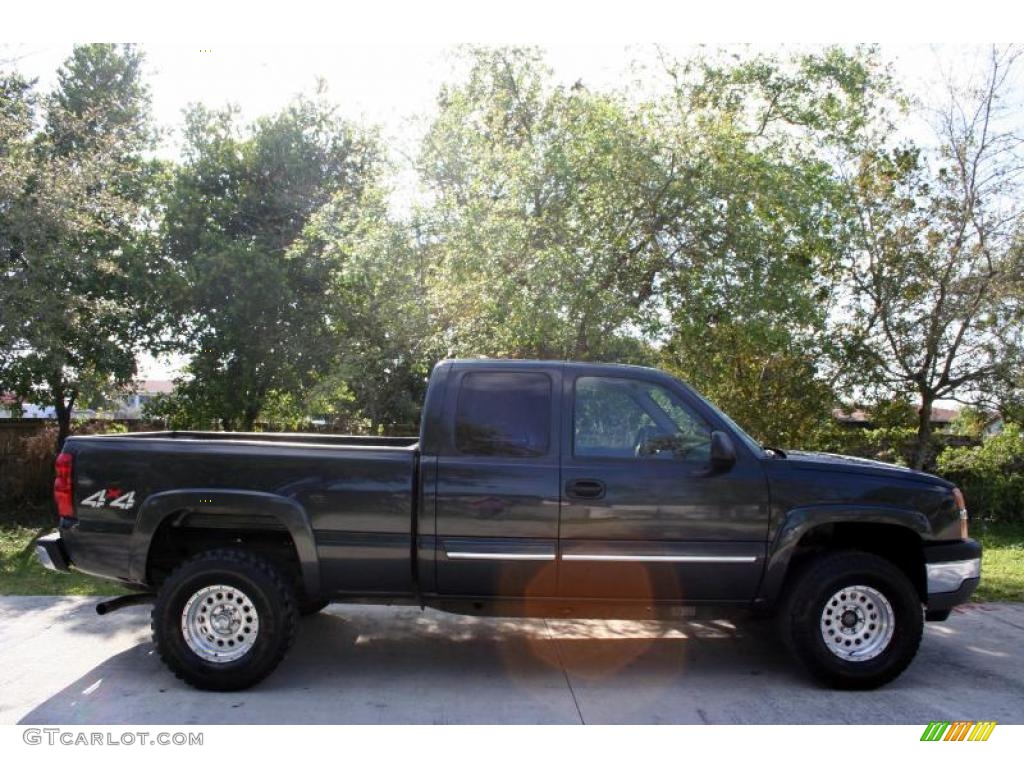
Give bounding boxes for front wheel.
[152,549,298,691]
[778,551,923,690]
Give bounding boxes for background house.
[0,380,175,420]
[832,406,960,430]
[112,380,176,419]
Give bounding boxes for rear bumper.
[924,538,981,611]
[35,532,71,573]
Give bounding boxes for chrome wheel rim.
[819,584,894,662]
[181,584,259,663]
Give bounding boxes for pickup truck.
[36,359,981,691]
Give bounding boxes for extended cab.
[36,359,981,690]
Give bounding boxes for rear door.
[433,364,561,598]
[558,370,768,603]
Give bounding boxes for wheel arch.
[759,505,928,609]
[130,489,320,597]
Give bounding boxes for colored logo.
[920,721,996,741]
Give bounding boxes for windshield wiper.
[763,445,787,458]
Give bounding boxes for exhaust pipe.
[96,593,155,615]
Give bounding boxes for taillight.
[54,452,74,518]
[953,487,968,539]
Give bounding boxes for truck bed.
[61,431,421,595]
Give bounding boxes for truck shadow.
[0,595,139,638]
[17,606,801,724]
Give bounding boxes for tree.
[160,93,381,430]
[416,46,903,446]
[260,181,439,434]
[418,47,667,363]
[650,47,897,445]
[840,47,1024,468]
[0,71,33,207]
[0,44,164,448]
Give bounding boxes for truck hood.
[782,450,952,486]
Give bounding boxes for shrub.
[809,425,921,467]
[6,420,130,504]
[8,425,60,502]
[937,424,1024,523]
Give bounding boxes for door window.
[454,372,552,457]
[574,376,710,460]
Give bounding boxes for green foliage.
[254,390,313,431]
[0,44,165,448]
[160,93,382,430]
[142,390,218,430]
[810,424,921,467]
[419,47,669,361]
[0,524,127,596]
[650,48,898,446]
[837,48,1024,468]
[321,190,436,432]
[4,44,1023,456]
[971,522,1024,602]
[947,407,991,438]
[0,72,34,203]
[937,424,1024,523]
[415,46,895,449]
[866,397,919,429]
[662,333,834,448]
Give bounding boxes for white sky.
[3,36,1020,381]
[8,43,995,150]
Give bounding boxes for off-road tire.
[777,550,923,690]
[151,549,298,691]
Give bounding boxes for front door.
[558,372,768,603]
[434,365,561,598]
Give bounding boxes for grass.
[0,502,127,596]
[0,525,128,596]
[0,504,1021,601]
[972,521,1024,602]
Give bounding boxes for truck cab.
[422,360,768,605]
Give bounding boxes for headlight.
[953,487,968,539]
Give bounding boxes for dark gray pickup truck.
[36,359,981,691]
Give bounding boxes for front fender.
[129,489,320,596]
[757,504,929,607]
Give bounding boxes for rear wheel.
[152,549,298,691]
[778,551,923,690]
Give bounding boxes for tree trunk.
[50,378,74,452]
[241,405,259,432]
[54,399,71,452]
[369,402,379,435]
[912,395,935,471]
[573,318,590,360]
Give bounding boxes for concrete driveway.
[1,596,1021,725]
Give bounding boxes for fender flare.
[757,504,929,606]
[129,489,320,596]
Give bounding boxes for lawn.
[0,524,128,596]
[0,502,128,596]
[971,521,1024,602]
[0,508,1020,601]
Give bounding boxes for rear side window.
[454,372,551,457]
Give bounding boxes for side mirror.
[710,430,737,471]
